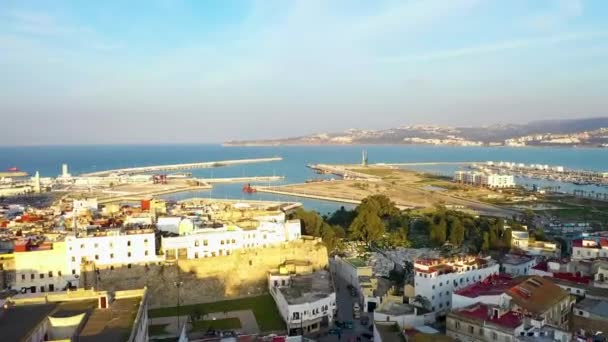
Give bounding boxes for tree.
[448,218,465,246]
[357,194,399,218]
[326,206,356,228]
[481,232,490,251]
[535,228,546,241]
[430,215,447,245]
[503,228,512,249]
[292,208,324,236]
[349,207,385,245]
[413,295,431,310]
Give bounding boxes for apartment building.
[414,256,500,313]
[268,263,336,335]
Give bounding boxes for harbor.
[471,161,608,187]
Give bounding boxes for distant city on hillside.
[225,117,608,147]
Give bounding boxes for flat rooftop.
[279,270,334,305]
[375,301,416,316]
[346,257,367,268]
[501,254,533,266]
[375,322,406,342]
[576,298,608,318]
[0,289,145,341]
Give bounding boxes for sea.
[1,144,606,215]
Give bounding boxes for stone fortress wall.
[81,238,328,308]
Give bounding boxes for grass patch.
[191,318,242,332]
[350,167,395,177]
[148,294,285,332]
[149,324,169,336]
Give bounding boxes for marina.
[471,161,608,187]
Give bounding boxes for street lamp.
[174,281,184,332]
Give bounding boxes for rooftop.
[572,238,608,249]
[375,322,406,342]
[375,301,416,316]
[346,257,367,268]
[454,274,520,298]
[576,298,608,318]
[449,304,523,330]
[279,270,334,305]
[0,288,146,342]
[501,254,534,266]
[506,276,569,314]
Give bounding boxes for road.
[315,259,373,342]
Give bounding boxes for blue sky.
[0,0,607,145]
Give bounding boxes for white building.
[269,268,336,335]
[160,216,301,260]
[66,229,158,278]
[500,254,536,277]
[572,238,608,260]
[414,256,499,313]
[454,171,515,188]
[13,240,76,294]
[73,198,98,214]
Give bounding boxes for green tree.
[481,232,490,251]
[430,215,447,245]
[535,228,546,241]
[326,206,356,228]
[449,218,465,246]
[349,207,385,245]
[503,228,512,249]
[357,194,399,218]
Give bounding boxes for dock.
[81,157,283,177]
[306,164,381,181]
[195,176,284,184]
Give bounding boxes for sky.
[0,0,607,145]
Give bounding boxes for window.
[195,252,199,258]
[468,326,474,334]
[492,332,498,340]
[80,244,84,249]
[128,264,132,268]
[195,240,199,247]
[293,312,300,320]
[110,253,114,259]
[21,274,25,280]
[221,240,225,245]
[479,328,484,336]
[72,269,76,275]
[58,271,62,276]
[127,240,131,247]
[48,271,53,277]
[455,321,460,329]
[95,255,99,260]
[71,256,76,262]
[145,251,149,256]
[144,239,148,244]
[94,243,98,248]
[204,240,208,246]
[109,242,113,248]
[432,285,435,289]
[128,252,132,257]
[232,239,236,244]
[31,274,35,280]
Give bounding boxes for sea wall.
[81,238,328,308]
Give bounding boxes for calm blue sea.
[0,144,606,214]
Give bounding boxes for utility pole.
[175,281,184,333]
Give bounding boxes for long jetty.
[196,176,284,184]
[81,157,282,177]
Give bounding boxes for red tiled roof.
[454,304,523,329]
[455,274,518,298]
[552,272,592,285]
[532,261,548,272]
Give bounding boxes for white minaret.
[33,171,41,193]
[62,164,69,177]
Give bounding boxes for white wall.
[415,263,499,312]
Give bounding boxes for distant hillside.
[225,117,608,147]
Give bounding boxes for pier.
[307,164,381,181]
[195,176,284,184]
[81,157,282,177]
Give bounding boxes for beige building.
[14,241,75,294]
